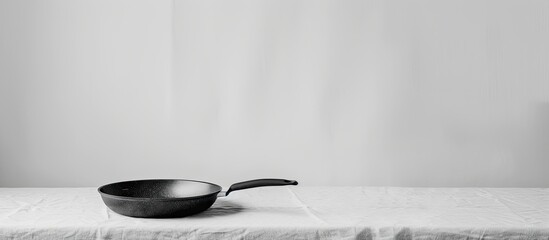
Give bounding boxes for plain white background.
[1,0,548,187]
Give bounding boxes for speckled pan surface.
[98,179,222,218]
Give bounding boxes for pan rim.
[97,179,222,201]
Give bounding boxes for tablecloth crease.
[287,187,328,225]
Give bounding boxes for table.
[1,187,548,239]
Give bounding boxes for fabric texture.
[0,187,548,239]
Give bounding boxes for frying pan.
[98,178,298,218]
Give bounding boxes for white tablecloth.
[1,187,548,239]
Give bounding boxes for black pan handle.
[225,179,298,196]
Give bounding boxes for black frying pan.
[98,178,298,218]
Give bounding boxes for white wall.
[1,0,549,187]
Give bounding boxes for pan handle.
[225,179,298,196]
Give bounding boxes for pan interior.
[100,180,221,199]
